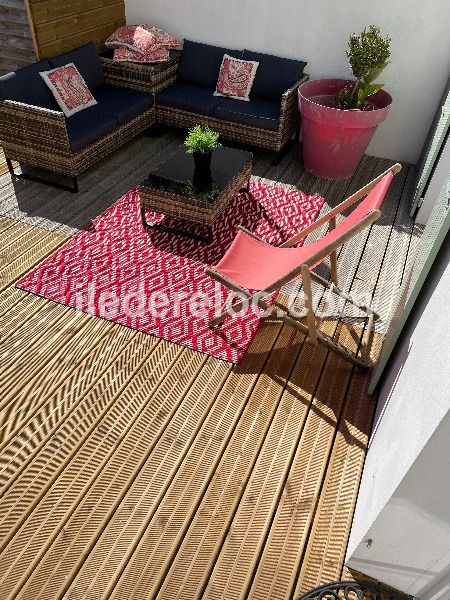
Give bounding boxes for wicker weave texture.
[0,101,156,177]
[101,54,180,94]
[156,74,308,152]
[139,159,252,226]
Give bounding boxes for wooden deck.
[0,133,419,600]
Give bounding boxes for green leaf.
[361,83,384,99]
[363,62,388,85]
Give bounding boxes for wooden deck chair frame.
[206,163,402,369]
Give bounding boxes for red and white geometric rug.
[16,181,324,363]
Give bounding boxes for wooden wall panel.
[28,0,126,58]
[0,0,38,75]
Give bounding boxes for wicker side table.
[99,50,180,94]
[139,147,252,243]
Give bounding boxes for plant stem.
[350,77,361,109]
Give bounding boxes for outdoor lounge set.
[0,39,307,192]
[0,31,399,368]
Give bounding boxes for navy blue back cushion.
[242,50,306,100]
[0,59,58,109]
[50,42,104,90]
[178,39,243,89]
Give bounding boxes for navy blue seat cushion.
[92,85,154,125]
[214,97,280,131]
[50,42,105,90]
[0,59,58,109]
[242,50,306,100]
[66,109,117,153]
[177,40,243,89]
[156,82,220,116]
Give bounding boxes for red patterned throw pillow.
[106,25,159,54]
[113,46,170,63]
[141,25,181,49]
[40,63,97,117]
[214,54,259,101]
[106,24,181,55]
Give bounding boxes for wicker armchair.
[0,65,156,193]
[156,73,308,159]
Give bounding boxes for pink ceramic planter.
[298,79,392,180]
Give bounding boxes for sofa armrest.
[0,100,71,155]
[279,73,309,137]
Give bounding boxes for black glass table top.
[140,146,253,204]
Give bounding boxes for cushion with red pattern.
[40,63,97,117]
[141,25,181,49]
[113,46,170,63]
[214,54,259,101]
[106,24,180,55]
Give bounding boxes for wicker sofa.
[0,42,155,192]
[155,40,308,160]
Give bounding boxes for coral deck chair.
[206,163,401,368]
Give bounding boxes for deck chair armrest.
[280,162,401,248]
[236,225,263,241]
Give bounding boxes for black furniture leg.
[141,207,213,243]
[272,145,288,166]
[6,159,79,193]
[240,178,251,193]
[272,135,297,165]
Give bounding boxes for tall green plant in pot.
[184,125,220,179]
[298,25,393,179]
[334,26,391,110]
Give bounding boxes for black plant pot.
[193,151,212,184]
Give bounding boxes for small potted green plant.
[298,26,392,179]
[184,124,220,177]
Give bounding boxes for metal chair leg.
[6,158,78,193]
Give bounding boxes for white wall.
[347,241,450,597]
[125,0,450,164]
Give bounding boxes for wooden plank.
[203,323,360,600]
[15,350,219,599]
[0,222,50,261]
[158,324,327,599]
[0,0,28,9]
[31,0,123,25]
[0,20,33,37]
[0,317,113,443]
[23,0,39,57]
[0,231,65,291]
[0,215,18,234]
[0,42,34,59]
[66,321,283,599]
[0,338,183,597]
[0,291,56,343]
[0,0,35,79]
[0,34,34,51]
[0,5,29,24]
[0,334,163,550]
[110,323,303,600]
[36,4,125,45]
[0,326,138,496]
[295,361,377,595]
[0,286,27,318]
[39,18,125,57]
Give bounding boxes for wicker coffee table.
[139,146,252,243]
